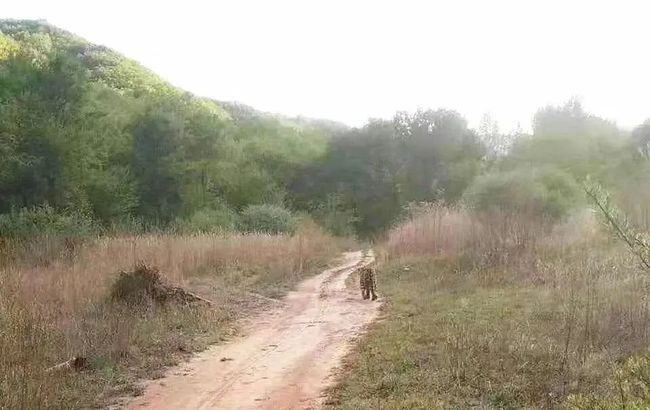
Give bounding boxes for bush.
[104,215,147,236]
[0,205,95,239]
[463,167,581,220]
[175,205,238,233]
[110,264,165,305]
[239,204,297,234]
[311,194,358,237]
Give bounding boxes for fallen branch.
[111,264,215,306]
[46,356,89,373]
[167,286,214,306]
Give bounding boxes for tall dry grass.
[385,204,476,259]
[0,221,342,408]
[11,220,339,314]
[385,203,600,275]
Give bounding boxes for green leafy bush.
[175,205,238,233]
[463,167,581,220]
[0,205,95,238]
[239,204,297,234]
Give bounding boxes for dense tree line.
[292,99,650,236]
[290,111,484,235]
[1,20,649,238]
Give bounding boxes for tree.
[394,109,484,203]
[131,108,183,222]
[291,119,402,236]
[631,119,650,159]
[292,111,484,236]
[506,98,622,179]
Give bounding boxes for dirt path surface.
[126,250,378,410]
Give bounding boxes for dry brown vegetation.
[0,221,342,409]
[329,205,650,409]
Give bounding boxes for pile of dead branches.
[110,264,213,306]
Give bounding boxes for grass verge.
[327,206,650,409]
[0,221,344,409]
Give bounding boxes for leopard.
[358,265,378,301]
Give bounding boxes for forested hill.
[3,20,649,239]
[0,19,332,231]
[218,100,349,135]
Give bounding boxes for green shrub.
[0,205,95,238]
[310,194,358,237]
[239,204,297,234]
[175,205,238,233]
[463,167,581,220]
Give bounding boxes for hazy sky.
[4,0,650,131]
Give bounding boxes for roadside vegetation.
[0,220,341,408]
[4,18,650,410]
[327,104,650,408]
[328,206,645,408]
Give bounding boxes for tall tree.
[131,108,183,222]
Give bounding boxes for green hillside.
[0,19,328,231]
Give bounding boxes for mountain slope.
[0,19,329,226]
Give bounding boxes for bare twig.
[45,356,89,373]
[584,177,650,270]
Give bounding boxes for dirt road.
[126,250,379,410]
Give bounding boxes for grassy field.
[328,206,650,409]
[0,221,343,409]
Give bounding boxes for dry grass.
[329,205,650,409]
[385,204,475,259]
[0,221,342,409]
